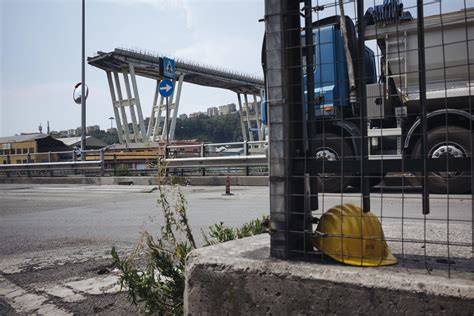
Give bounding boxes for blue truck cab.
[262,16,376,125]
[305,23,351,117]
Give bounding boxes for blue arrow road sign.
[159,79,174,97]
[163,57,175,78]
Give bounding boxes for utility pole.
[80,0,86,160]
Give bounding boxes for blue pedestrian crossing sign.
[159,79,174,97]
[162,57,175,79]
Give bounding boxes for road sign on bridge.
[162,57,175,78]
[159,79,174,97]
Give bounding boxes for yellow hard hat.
[313,203,397,267]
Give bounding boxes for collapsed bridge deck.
[88,48,264,95]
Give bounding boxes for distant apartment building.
[86,125,100,134]
[57,130,69,137]
[218,103,237,116]
[67,129,77,137]
[189,111,205,118]
[207,107,219,117]
[49,131,62,139]
[179,114,188,120]
[0,134,71,164]
[107,127,117,134]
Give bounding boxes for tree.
[174,113,243,143]
[89,129,118,145]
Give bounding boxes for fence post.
[201,143,206,176]
[163,145,170,177]
[71,151,77,175]
[82,150,87,176]
[48,151,53,177]
[244,141,249,176]
[6,153,10,178]
[100,149,105,177]
[26,153,31,177]
[113,154,117,176]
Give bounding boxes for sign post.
[159,79,175,144]
[73,81,89,160]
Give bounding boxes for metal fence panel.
[265,0,473,277]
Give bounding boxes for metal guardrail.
[0,161,102,169]
[0,141,269,178]
[164,140,267,157]
[0,161,104,178]
[163,155,268,168]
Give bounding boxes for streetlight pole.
[80,0,86,160]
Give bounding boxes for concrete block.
[185,234,474,315]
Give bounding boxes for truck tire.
[412,126,471,194]
[311,133,354,193]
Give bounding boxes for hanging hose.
[338,0,357,104]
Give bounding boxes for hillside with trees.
[174,113,243,143]
[88,113,243,145]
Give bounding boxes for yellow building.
[0,134,71,164]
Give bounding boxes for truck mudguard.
[404,109,474,149]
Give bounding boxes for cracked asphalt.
[0,183,471,314]
[0,184,269,314]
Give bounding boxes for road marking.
[0,276,71,315]
[0,246,113,274]
[64,275,122,295]
[40,285,85,303]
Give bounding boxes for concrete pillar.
[123,72,141,142]
[169,74,184,141]
[106,71,124,144]
[265,0,311,259]
[243,94,254,142]
[128,63,148,142]
[253,94,263,141]
[237,93,248,142]
[147,80,160,139]
[113,71,131,144]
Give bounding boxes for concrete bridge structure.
[88,48,265,146]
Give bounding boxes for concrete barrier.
[185,234,474,314]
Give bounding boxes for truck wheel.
[412,126,471,194]
[311,133,354,193]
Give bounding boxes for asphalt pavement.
[0,184,471,314]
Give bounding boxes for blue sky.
[1,0,471,136]
[0,0,265,136]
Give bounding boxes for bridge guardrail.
[0,141,269,178]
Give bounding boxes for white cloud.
[174,31,263,78]
[94,0,193,28]
[0,81,116,135]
